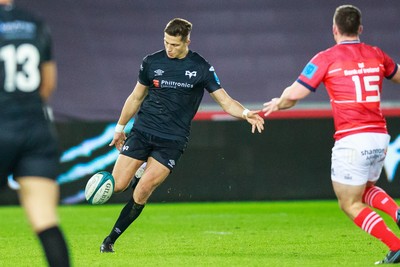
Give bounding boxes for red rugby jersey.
[297,41,398,140]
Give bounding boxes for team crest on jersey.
[301,62,318,79]
[185,70,197,79]
[154,69,164,76]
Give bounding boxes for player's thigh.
[112,155,145,191]
[134,157,170,203]
[332,181,365,203]
[332,181,366,219]
[140,157,170,187]
[17,177,59,232]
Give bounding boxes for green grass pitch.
[0,200,396,266]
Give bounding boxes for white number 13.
[352,75,380,102]
[0,44,40,93]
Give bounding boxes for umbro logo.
[154,69,164,76]
[168,159,176,168]
[185,70,197,79]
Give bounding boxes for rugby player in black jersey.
[0,0,70,266]
[100,18,264,253]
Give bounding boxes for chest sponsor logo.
[153,79,193,89]
[185,70,197,79]
[153,79,160,87]
[343,62,380,76]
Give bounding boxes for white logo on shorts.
[168,159,175,168]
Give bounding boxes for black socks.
[108,198,145,243]
[38,226,70,267]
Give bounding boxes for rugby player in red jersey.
[263,5,400,264]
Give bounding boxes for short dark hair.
[164,18,192,42]
[334,5,361,36]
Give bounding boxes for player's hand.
[245,110,264,133]
[262,98,280,117]
[109,131,127,151]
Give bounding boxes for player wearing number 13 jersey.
[0,1,70,266]
[0,2,53,117]
[262,5,400,264]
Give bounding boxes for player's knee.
[113,178,128,193]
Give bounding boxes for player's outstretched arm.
[262,81,311,117]
[210,88,264,133]
[243,109,264,133]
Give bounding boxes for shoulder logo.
[154,69,164,76]
[301,62,318,79]
[185,70,197,79]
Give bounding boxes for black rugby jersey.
[0,4,53,120]
[134,50,222,141]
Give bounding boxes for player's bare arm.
[262,81,311,117]
[39,61,57,102]
[109,82,149,149]
[210,88,264,133]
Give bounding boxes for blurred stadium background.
[1,0,399,204]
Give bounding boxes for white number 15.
[352,75,380,102]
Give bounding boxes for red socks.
[354,207,400,251]
[363,186,399,221]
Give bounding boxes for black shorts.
[121,128,187,171]
[0,119,60,188]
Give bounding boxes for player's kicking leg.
[100,158,170,253]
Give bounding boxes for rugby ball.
[85,171,115,205]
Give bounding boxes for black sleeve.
[138,56,151,86]
[203,63,222,93]
[37,21,53,62]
